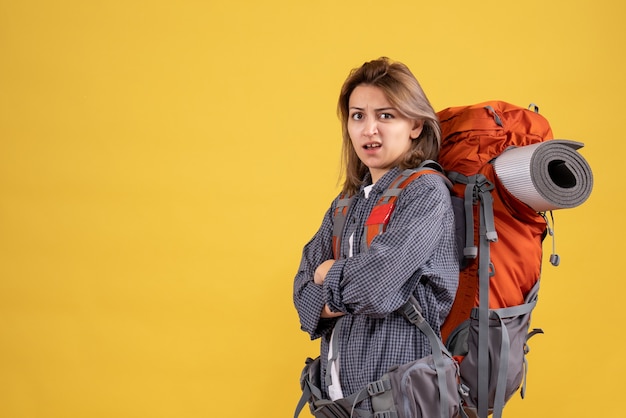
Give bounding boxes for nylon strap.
[484,300,537,320]
[521,354,529,399]
[373,412,397,418]
[401,296,452,418]
[470,300,538,323]
[492,313,510,418]
[484,105,503,127]
[463,177,478,258]
[294,381,312,418]
[447,172,477,260]
[295,364,327,418]
[361,162,449,253]
[332,195,354,260]
[477,176,498,242]
[477,188,491,418]
[468,281,542,416]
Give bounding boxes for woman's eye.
[351,113,363,120]
[380,113,394,120]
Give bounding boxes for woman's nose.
[364,119,378,136]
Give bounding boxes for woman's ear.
[410,120,424,140]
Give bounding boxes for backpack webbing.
[332,161,450,260]
[449,172,499,418]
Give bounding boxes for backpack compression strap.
[399,297,464,418]
[446,172,500,418]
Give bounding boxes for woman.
[293,57,459,413]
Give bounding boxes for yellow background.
[0,1,622,417]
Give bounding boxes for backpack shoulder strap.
[332,194,354,260]
[332,160,449,259]
[399,296,468,418]
[363,160,450,251]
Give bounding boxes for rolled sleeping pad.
[493,139,593,212]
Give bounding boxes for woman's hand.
[321,304,344,318]
[313,259,335,285]
[314,260,344,318]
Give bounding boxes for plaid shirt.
[293,167,459,408]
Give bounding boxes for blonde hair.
[337,57,441,195]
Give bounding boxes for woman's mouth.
[364,143,381,150]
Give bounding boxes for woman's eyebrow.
[349,106,396,111]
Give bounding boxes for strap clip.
[399,297,425,326]
[367,379,391,396]
[374,412,397,418]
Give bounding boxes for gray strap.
[359,223,385,254]
[476,175,498,242]
[380,188,403,201]
[363,163,447,253]
[484,105,503,127]
[468,283,541,417]
[373,412,398,418]
[464,177,478,259]
[492,313,510,418]
[295,360,326,418]
[521,328,544,399]
[491,300,537,319]
[521,352,529,399]
[492,298,543,417]
[401,297,451,418]
[474,172,499,418]
[294,382,312,418]
[470,299,538,321]
[332,211,347,244]
[343,387,375,418]
[333,196,354,258]
[379,167,425,202]
[337,196,353,209]
[471,293,538,412]
[448,172,478,260]
[479,191,497,242]
[477,194,491,418]
[450,171,498,417]
[419,159,445,172]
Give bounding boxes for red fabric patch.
[365,202,396,226]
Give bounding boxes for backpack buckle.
[399,296,425,326]
[367,379,391,396]
[475,175,494,193]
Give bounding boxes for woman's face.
[347,84,423,183]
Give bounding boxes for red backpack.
[439,101,552,332]
[436,101,555,418]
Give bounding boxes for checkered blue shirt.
[293,167,459,409]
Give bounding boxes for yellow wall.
[0,1,622,417]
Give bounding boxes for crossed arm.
[314,259,344,319]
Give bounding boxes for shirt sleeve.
[293,201,340,340]
[323,175,455,317]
